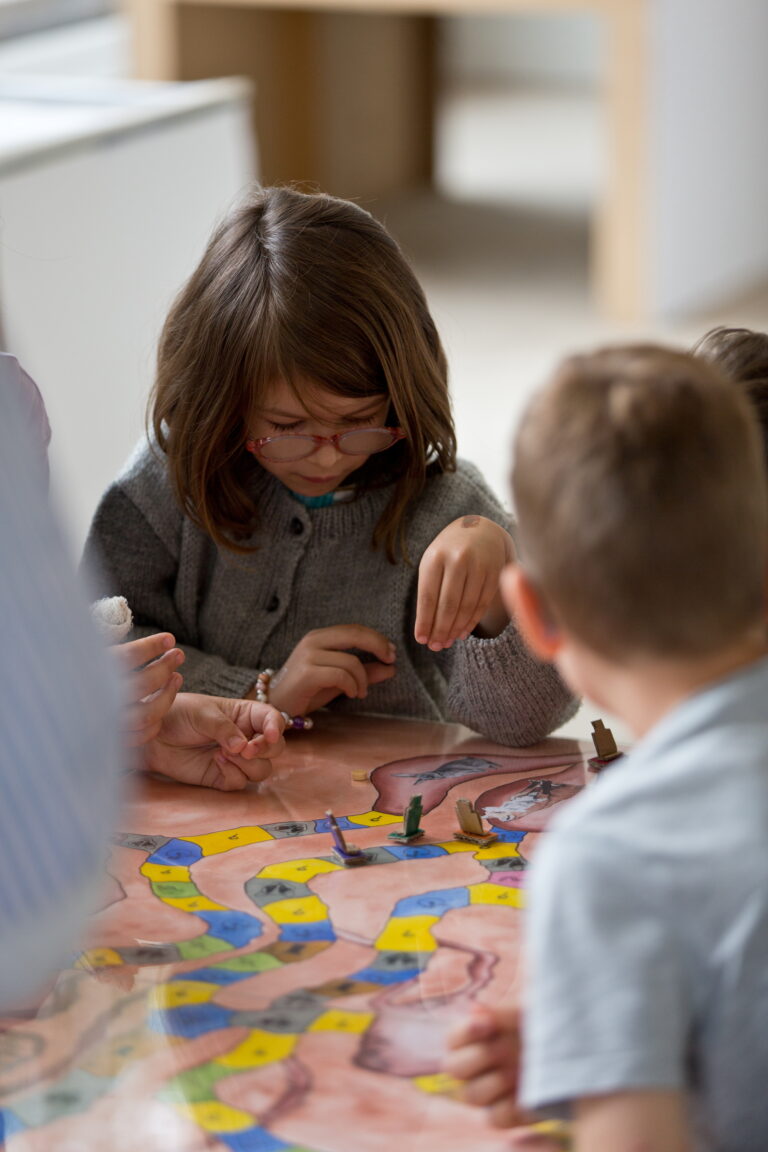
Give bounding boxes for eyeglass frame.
[246,426,406,462]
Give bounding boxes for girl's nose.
[311,439,343,468]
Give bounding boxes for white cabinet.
[0,76,255,552]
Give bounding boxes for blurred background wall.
[443,11,599,86]
[1,0,766,583]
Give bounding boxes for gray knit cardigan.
[82,441,578,746]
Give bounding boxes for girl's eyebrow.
[260,399,384,420]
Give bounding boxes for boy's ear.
[500,564,562,662]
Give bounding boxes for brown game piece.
[588,719,624,772]
[453,798,497,847]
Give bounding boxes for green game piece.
[388,793,425,842]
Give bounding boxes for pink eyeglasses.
[246,426,405,463]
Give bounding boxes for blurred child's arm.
[573,1090,692,1152]
[144,694,285,790]
[443,1002,530,1129]
[113,633,184,746]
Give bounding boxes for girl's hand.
[263,625,397,717]
[114,633,185,746]
[145,695,285,791]
[415,516,514,650]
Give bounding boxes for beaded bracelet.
[255,668,314,732]
[280,712,313,731]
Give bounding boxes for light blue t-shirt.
[520,657,768,1152]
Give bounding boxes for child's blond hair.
[511,344,768,659]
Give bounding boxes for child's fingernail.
[227,736,244,751]
[415,634,426,644]
[162,634,174,649]
[387,644,396,660]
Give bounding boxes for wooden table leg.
[126,0,435,198]
[313,11,436,198]
[594,0,649,320]
[128,0,182,78]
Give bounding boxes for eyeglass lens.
[259,428,399,462]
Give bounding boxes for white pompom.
[91,596,133,643]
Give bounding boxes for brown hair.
[151,185,456,559]
[511,344,768,659]
[693,326,768,467]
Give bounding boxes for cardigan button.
[290,517,304,536]
[266,594,280,613]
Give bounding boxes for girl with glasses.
[84,186,575,745]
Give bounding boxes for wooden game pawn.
[453,798,498,847]
[588,718,624,773]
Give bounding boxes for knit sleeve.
[82,486,260,699]
[436,624,579,745]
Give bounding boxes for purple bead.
[291,716,306,729]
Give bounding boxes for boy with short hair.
[445,345,768,1152]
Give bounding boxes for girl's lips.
[300,474,341,484]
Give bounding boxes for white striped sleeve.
[0,366,124,1008]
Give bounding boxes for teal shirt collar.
[290,488,355,509]
[290,491,337,509]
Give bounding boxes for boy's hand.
[114,633,185,746]
[508,1124,573,1151]
[264,625,396,716]
[415,516,514,651]
[144,694,285,791]
[444,1002,530,1129]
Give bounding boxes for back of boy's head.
[694,326,768,468]
[511,344,768,660]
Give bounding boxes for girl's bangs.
[283,358,387,417]
[244,326,385,415]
